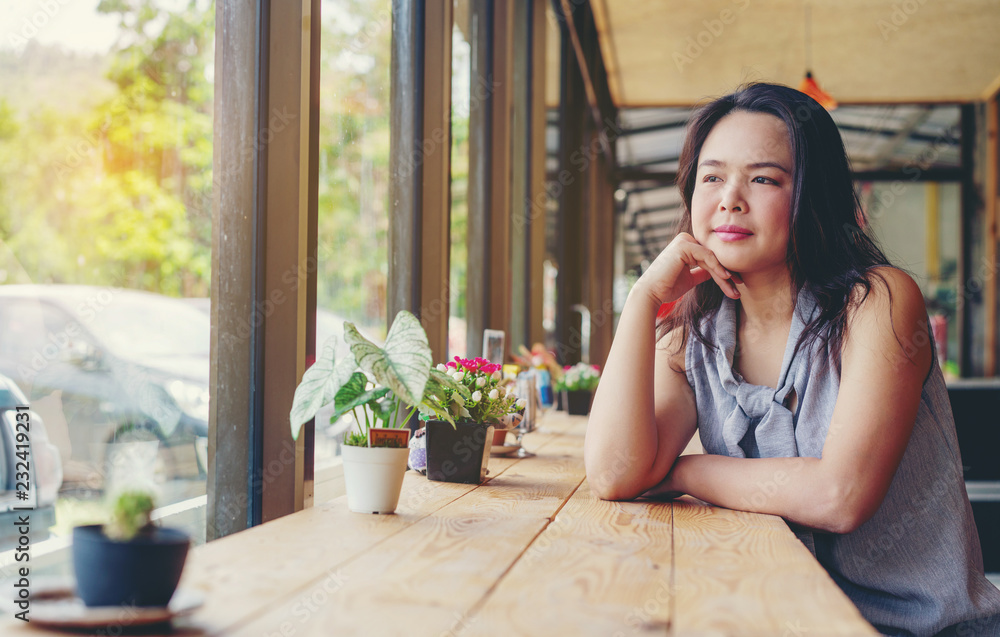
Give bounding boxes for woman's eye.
[703,175,721,183]
[752,176,777,185]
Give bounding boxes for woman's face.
[690,111,794,276]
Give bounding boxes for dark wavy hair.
[657,82,894,373]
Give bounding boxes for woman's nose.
[719,183,746,213]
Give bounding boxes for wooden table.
[8,413,876,636]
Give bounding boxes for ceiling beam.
[836,122,958,145]
[616,119,688,137]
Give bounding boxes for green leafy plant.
[290,311,450,447]
[105,490,156,541]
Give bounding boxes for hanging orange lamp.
[797,4,837,110]
[799,71,838,110]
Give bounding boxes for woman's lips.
[714,226,753,242]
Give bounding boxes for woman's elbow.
[584,441,648,502]
[584,455,644,501]
[588,478,638,502]
[812,484,878,534]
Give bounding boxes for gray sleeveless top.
[685,284,1000,636]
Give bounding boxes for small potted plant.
[557,363,601,416]
[290,311,452,513]
[418,357,526,484]
[72,490,190,607]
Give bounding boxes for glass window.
[314,0,392,467]
[860,180,962,377]
[449,0,471,361]
[0,0,215,574]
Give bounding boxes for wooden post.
[209,0,260,540]
[554,4,586,366]
[959,105,974,377]
[489,0,513,359]
[985,97,998,376]
[209,0,320,537]
[509,0,530,353]
[260,0,319,523]
[467,0,514,361]
[527,0,548,347]
[388,0,452,363]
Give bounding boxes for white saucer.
[491,442,522,457]
[0,576,204,629]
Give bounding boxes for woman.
[584,82,1000,636]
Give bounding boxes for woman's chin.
[715,256,767,276]
[711,252,752,273]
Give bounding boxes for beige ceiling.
[587,0,1000,106]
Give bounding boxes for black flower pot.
[563,390,593,416]
[555,391,565,411]
[73,524,190,607]
[424,420,494,484]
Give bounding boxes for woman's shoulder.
[846,266,926,321]
[843,265,932,376]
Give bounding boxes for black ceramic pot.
[424,420,494,484]
[73,524,190,607]
[563,390,593,416]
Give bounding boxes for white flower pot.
[341,445,410,514]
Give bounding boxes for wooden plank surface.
[671,498,877,636]
[229,421,586,636]
[2,413,878,637]
[468,480,672,636]
[0,421,576,637]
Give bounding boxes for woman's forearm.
[664,454,857,533]
[584,288,662,498]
